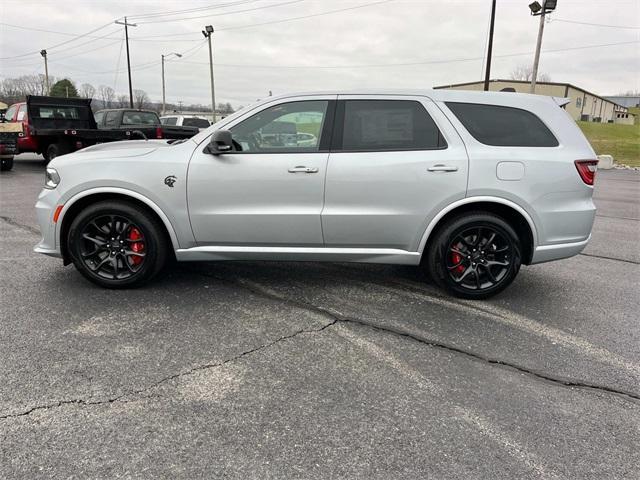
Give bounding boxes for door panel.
[187,97,334,247]
[322,96,469,251]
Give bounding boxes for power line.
[552,18,640,30]
[174,40,640,69]
[135,0,305,25]
[217,0,395,31]
[127,0,260,20]
[127,0,392,36]
[0,21,117,60]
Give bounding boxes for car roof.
[263,89,559,110]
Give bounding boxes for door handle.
[427,164,458,172]
[288,166,319,174]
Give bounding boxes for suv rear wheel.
[67,200,168,288]
[425,213,522,299]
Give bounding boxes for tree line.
[0,74,234,114]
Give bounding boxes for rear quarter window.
[445,102,559,147]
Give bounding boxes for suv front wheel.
[425,213,522,299]
[67,200,168,288]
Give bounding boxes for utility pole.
[40,50,49,95]
[115,17,137,108]
[161,52,182,115]
[202,25,216,122]
[483,0,497,92]
[528,1,558,93]
[530,10,545,93]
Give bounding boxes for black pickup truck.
[94,108,199,140]
[6,96,199,163]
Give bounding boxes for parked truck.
[0,122,22,171]
[3,96,199,163]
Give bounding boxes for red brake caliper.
[128,227,145,265]
[451,243,465,274]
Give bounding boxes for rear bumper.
[530,235,590,264]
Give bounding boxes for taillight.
[574,159,598,186]
[156,127,163,139]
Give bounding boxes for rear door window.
[94,111,104,126]
[105,111,119,128]
[337,100,446,151]
[161,116,178,126]
[446,102,559,147]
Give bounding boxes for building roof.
[433,79,626,109]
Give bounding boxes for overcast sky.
[1,0,638,107]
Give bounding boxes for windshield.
[122,111,159,126]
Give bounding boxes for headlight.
[44,167,60,189]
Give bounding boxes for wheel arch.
[419,197,538,265]
[57,188,180,264]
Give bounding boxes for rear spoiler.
[552,97,571,107]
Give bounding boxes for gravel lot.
[1,154,639,479]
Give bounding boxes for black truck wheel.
[0,156,14,172]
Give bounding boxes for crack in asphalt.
[0,216,40,236]
[192,270,640,403]
[579,252,639,265]
[0,321,336,421]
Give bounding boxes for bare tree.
[97,85,115,108]
[510,65,551,83]
[133,89,149,109]
[0,74,54,104]
[116,94,129,108]
[80,83,96,99]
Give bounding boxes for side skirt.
[175,246,422,265]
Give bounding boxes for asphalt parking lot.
[1,154,639,479]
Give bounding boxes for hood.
[78,139,174,156]
[49,139,187,168]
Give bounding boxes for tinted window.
[105,111,119,127]
[94,111,104,125]
[183,117,210,128]
[340,100,445,151]
[446,102,558,147]
[161,117,177,126]
[230,100,328,153]
[122,111,159,125]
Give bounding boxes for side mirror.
[205,129,234,155]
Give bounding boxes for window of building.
[340,100,445,151]
[230,100,328,153]
[445,102,559,147]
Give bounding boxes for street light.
[40,49,49,95]
[161,52,182,115]
[202,25,216,122]
[529,0,558,93]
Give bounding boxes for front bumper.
[530,235,591,264]
[33,187,62,258]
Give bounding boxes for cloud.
[1,0,638,106]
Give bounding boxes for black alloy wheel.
[426,213,522,299]
[78,214,147,280]
[67,201,168,288]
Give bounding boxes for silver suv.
[35,90,598,299]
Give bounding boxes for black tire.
[0,156,13,172]
[67,200,169,288]
[425,212,522,300]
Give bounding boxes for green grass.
[577,121,640,167]
[628,107,640,125]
